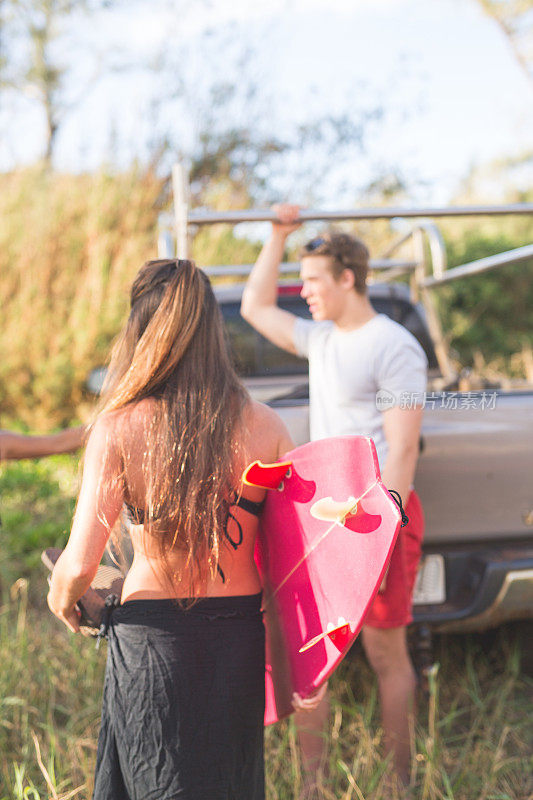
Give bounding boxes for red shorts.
[363,490,424,629]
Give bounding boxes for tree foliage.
[1,0,116,164]
[437,197,533,378]
[478,0,533,84]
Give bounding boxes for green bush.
[437,214,533,374]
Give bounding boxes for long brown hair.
[99,258,248,595]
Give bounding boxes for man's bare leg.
[361,625,416,784]
[294,689,329,795]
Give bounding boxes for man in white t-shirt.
[241,204,427,788]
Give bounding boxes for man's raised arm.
[241,204,301,355]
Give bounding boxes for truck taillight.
[278,285,302,296]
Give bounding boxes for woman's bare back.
[119,398,294,601]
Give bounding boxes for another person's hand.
[0,425,86,461]
[47,594,81,633]
[272,203,302,237]
[292,681,328,713]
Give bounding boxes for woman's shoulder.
[242,399,283,431]
[240,400,293,461]
[90,398,157,445]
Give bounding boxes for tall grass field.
[0,455,531,800]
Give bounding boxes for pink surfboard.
[245,435,402,725]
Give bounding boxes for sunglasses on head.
[304,237,328,252]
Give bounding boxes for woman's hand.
[292,681,328,713]
[47,593,81,633]
[45,415,123,636]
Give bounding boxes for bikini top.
[123,493,264,526]
[123,493,265,585]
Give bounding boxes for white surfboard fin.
[310,496,358,524]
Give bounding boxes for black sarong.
[93,594,265,800]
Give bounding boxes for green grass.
[0,456,78,595]
[1,457,532,799]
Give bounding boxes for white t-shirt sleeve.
[376,330,428,407]
[293,318,316,358]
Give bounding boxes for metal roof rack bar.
[186,204,533,226]
[422,244,533,288]
[202,259,417,277]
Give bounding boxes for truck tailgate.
[416,391,533,545]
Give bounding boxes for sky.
[1,0,532,205]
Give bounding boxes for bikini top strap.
[232,495,265,517]
[123,494,264,526]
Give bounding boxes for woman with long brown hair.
[47,258,295,799]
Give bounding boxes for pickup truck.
[214,279,533,635]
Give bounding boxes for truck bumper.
[412,540,533,633]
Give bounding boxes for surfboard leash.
[388,489,409,527]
